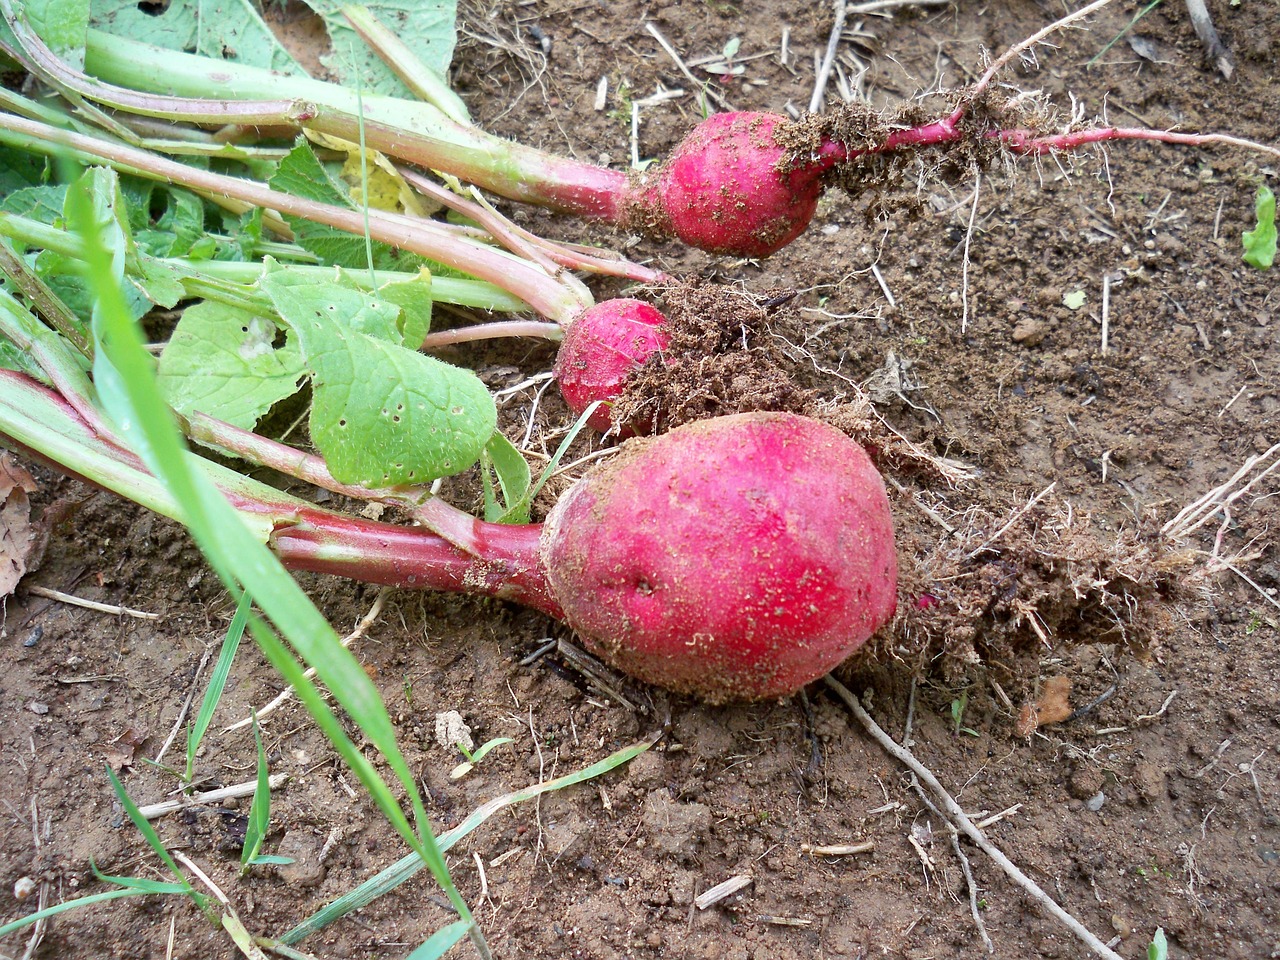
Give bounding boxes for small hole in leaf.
[137,0,167,15]
[338,419,347,428]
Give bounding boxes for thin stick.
[153,646,214,765]
[1100,273,1111,355]
[1183,0,1233,79]
[644,22,734,112]
[811,0,849,114]
[960,174,981,334]
[825,677,1124,960]
[951,830,994,954]
[972,0,1116,98]
[224,589,390,731]
[850,0,952,11]
[138,774,290,820]
[24,584,160,619]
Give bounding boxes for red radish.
[14,17,1275,262]
[623,112,828,259]
[553,299,670,433]
[272,411,898,702]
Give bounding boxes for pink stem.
[270,506,561,618]
[420,320,562,347]
[0,112,594,323]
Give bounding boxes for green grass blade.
[186,589,251,782]
[281,732,658,944]
[241,714,272,873]
[63,169,486,953]
[104,766,190,888]
[404,920,470,960]
[0,888,157,937]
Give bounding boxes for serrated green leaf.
[158,301,306,430]
[1242,185,1276,271]
[269,141,423,271]
[0,147,48,193]
[133,256,186,308]
[259,272,494,485]
[302,0,457,97]
[22,0,91,70]
[88,0,302,73]
[1,183,66,221]
[375,268,433,346]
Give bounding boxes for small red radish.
[624,112,829,258]
[553,298,670,433]
[273,411,898,702]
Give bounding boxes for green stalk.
[340,5,471,125]
[0,113,594,322]
[0,210,532,314]
[76,26,631,218]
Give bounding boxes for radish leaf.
[259,270,494,485]
[21,0,90,69]
[269,142,426,272]
[158,302,305,431]
[302,0,457,97]
[88,0,301,73]
[1242,186,1276,270]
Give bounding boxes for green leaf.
[481,431,531,523]
[0,147,48,193]
[269,142,423,272]
[1,184,67,221]
[375,268,433,346]
[302,0,457,97]
[241,716,272,872]
[1062,289,1086,310]
[1242,185,1276,270]
[104,767,191,887]
[404,920,471,960]
[185,590,251,782]
[158,301,306,430]
[1148,927,1168,960]
[88,0,301,73]
[22,0,91,70]
[259,271,495,485]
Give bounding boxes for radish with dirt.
[0,363,897,702]
[4,0,1277,259]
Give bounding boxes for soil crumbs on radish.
[4,3,1280,960]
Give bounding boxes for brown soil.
[4,2,1279,959]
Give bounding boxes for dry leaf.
[0,454,39,598]
[1014,675,1073,736]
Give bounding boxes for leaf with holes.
[157,301,306,431]
[258,271,494,485]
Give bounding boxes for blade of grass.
[63,168,491,959]
[0,888,166,937]
[405,920,471,960]
[281,732,658,944]
[104,766,195,893]
[186,590,251,783]
[240,716,276,873]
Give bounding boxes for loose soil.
[3,2,1279,959]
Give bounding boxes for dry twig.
[826,676,1124,960]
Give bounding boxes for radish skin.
[554,299,670,433]
[0,369,897,703]
[624,113,828,259]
